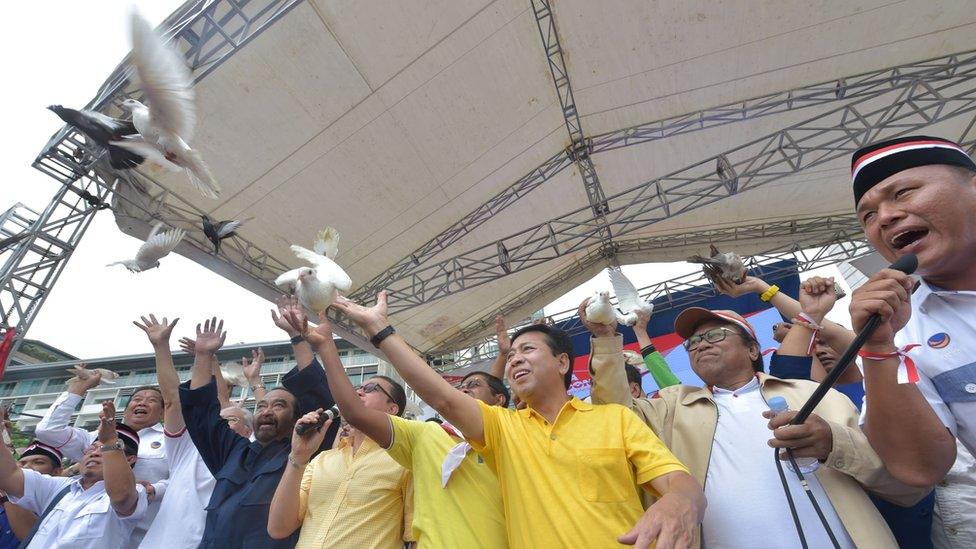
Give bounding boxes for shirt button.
[835,459,845,468]
[550,434,557,441]
[965,383,976,394]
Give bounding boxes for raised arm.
[134,315,185,431]
[632,308,680,389]
[268,410,331,539]
[332,292,485,443]
[190,318,226,389]
[97,402,140,517]
[287,310,393,448]
[242,348,267,402]
[34,363,100,461]
[272,295,315,370]
[489,316,511,380]
[0,408,24,499]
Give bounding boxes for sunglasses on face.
[359,382,395,403]
[683,327,737,351]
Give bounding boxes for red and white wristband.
[791,312,823,356]
[857,344,921,384]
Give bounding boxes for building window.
[0,383,15,398]
[13,380,45,397]
[44,377,70,393]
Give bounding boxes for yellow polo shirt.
[469,398,688,548]
[387,416,507,548]
[296,436,413,549]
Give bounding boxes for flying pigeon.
[110,9,221,199]
[687,244,747,285]
[274,227,352,313]
[64,364,120,385]
[47,105,145,170]
[202,215,243,255]
[585,290,616,324]
[608,267,654,326]
[107,222,185,272]
[219,361,249,388]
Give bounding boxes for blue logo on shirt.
[927,332,951,349]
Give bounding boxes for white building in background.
[1,339,391,433]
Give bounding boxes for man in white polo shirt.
[849,135,976,489]
[35,368,168,548]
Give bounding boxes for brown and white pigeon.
[64,364,120,385]
[687,244,747,285]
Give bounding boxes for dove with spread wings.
[275,227,352,313]
[107,222,185,273]
[110,9,221,199]
[607,267,654,326]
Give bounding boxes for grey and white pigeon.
[107,222,185,272]
[585,290,616,324]
[687,244,747,285]
[202,215,242,255]
[64,364,120,385]
[275,227,352,313]
[110,9,221,199]
[608,267,654,326]
[47,105,144,170]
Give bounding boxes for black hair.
[510,324,576,389]
[371,375,407,417]
[728,324,764,373]
[460,371,511,407]
[265,386,301,422]
[625,364,642,386]
[129,386,164,405]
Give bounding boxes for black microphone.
[295,404,340,436]
[790,253,918,425]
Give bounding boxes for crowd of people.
[0,134,973,548]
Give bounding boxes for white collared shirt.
[888,279,976,457]
[138,427,215,548]
[11,469,147,549]
[702,378,855,549]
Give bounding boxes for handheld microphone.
[791,253,918,425]
[295,404,340,436]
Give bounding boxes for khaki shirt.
[589,335,928,549]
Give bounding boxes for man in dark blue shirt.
[180,312,338,549]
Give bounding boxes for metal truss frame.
[431,235,875,372]
[352,49,976,301]
[370,59,976,314]
[430,212,864,355]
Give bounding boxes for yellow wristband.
[759,285,780,302]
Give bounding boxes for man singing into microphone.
[849,136,976,488]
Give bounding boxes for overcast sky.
[1,1,851,360]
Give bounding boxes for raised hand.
[178,337,196,355]
[97,401,118,444]
[713,275,768,298]
[67,362,102,395]
[332,291,389,337]
[271,295,302,337]
[242,348,265,383]
[133,314,180,348]
[577,296,617,338]
[194,317,227,355]
[799,276,838,322]
[290,409,332,464]
[495,316,511,357]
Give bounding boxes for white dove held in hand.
[107,222,185,272]
[275,227,353,313]
[608,267,653,326]
[585,290,616,324]
[65,365,120,385]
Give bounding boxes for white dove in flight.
[585,290,616,324]
[107,222,185,272]
[608,267,654,326]
[275,227,353,313]
[219,362,249,388]
[111,9,221,199]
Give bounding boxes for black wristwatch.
[370,325,396,348]
[290,334,305,345]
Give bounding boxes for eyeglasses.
[223,416,241,425]
[458,379,484,391]
[359,382,395,403]
[683,327,737,351]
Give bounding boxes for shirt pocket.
[62,497,113,540]
[577,447,631,503]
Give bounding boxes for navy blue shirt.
[768,352,934,548]
[180,359,338,549]
[0,507,19,549]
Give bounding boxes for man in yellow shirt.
[267,368,413,549]
[333,292,705,549]
[282,308,508,548]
